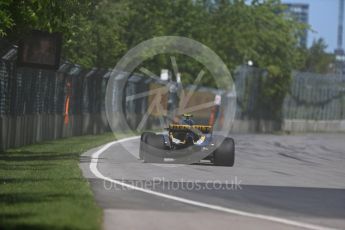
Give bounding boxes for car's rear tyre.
[142,133,165,163]
[139,132,154,160]
[214,137,235,166]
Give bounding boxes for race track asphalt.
[80,133,345,230]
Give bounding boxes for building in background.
[283,3,309,48]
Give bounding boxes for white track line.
[89,136,339,230]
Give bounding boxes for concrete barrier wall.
[230,120,279,133]
[0,113,109,151]
[2,114,345,152]
[283,119,345,133]
[230,119,345,133]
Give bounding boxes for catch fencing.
[0,43,110,151]
[283,71,345,132]
[1,42,345,151]
[234,66,345,132]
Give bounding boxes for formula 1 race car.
[139,114,235,166]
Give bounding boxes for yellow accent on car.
[168,124,212,133]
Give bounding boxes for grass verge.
[0,132,130,230]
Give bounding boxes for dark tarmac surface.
[80,134,345,230]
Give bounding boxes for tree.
[122,0,212,84]
[0,0,308,129]
[0,1,14,37]
[0,0,132,68]
[0,0,91,42]
[64,0,131,68]
[207,0,306,123]
[301,38,335,74]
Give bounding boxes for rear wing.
[168,124,212,134]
